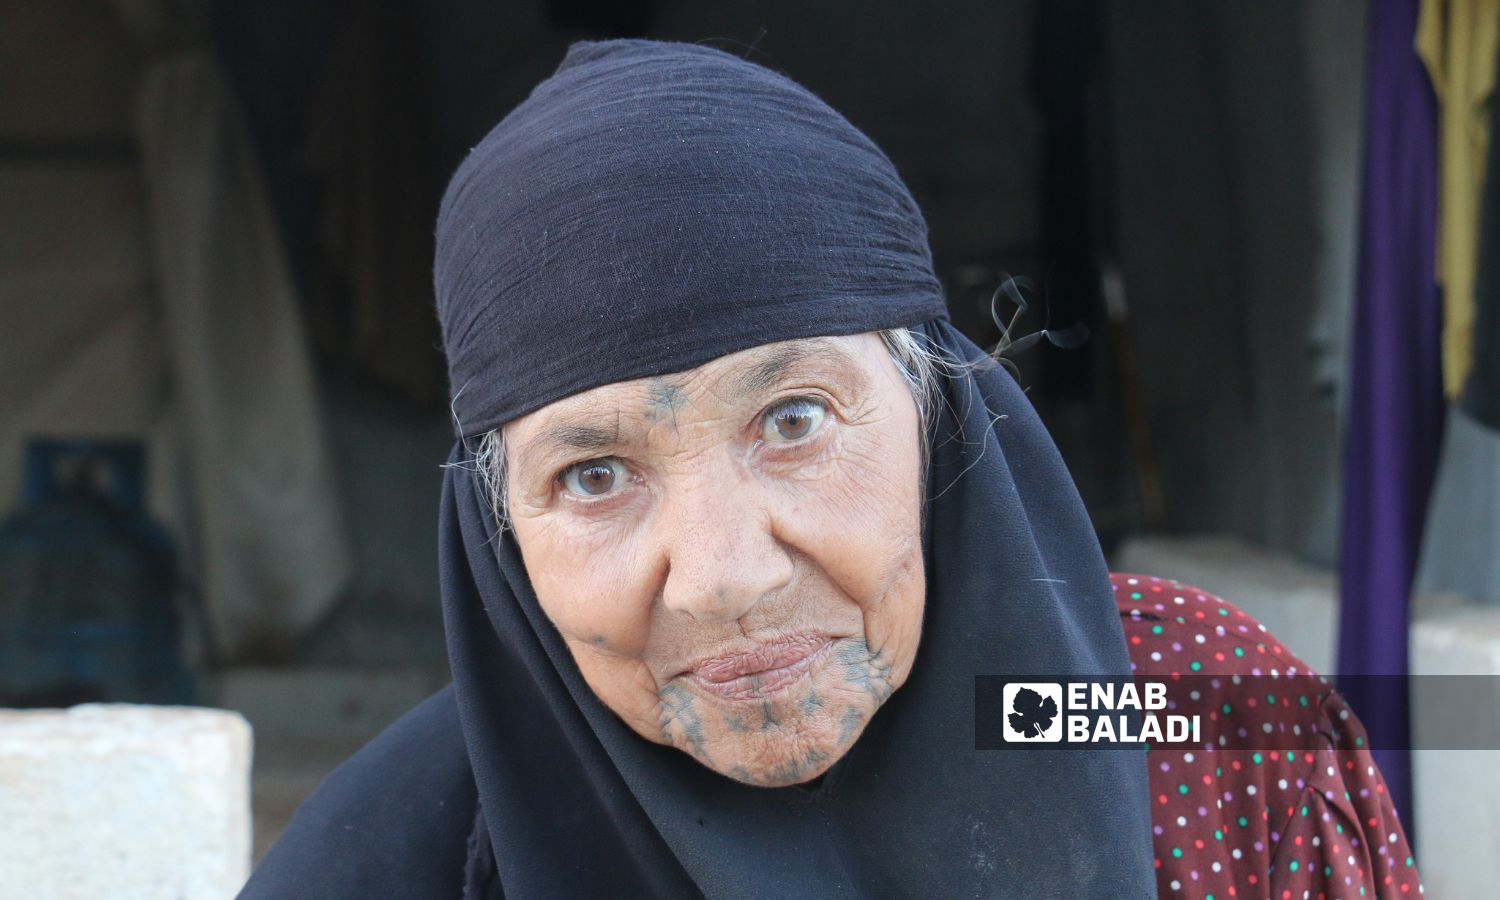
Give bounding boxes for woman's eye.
[560,458,628,498]
[760,397,827,443]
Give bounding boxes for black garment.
[241,317,1156,899]
[240,38,1156,899]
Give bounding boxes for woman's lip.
[691,632,831,682]
[684,634,835,701]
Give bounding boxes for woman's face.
[502,332,927,786]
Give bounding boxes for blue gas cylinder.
[0,439,195,706]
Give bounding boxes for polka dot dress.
[1112,572,1424,899]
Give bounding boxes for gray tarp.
[0,0,349,658]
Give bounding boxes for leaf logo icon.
[1001,683,1063,742]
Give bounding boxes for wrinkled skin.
[503,332,926,787]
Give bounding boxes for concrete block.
[1112,533,1342,673]
[1411,605,1500,900]
[0,704,252,899]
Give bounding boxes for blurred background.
[1,0,1495,893]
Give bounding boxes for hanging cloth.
[1415,0,1500,400]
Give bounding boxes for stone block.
[0,704,251,899]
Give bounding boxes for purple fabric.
[1336,0,1445,844]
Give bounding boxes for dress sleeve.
[1267,690,1422,898]
[1112,571,1425,900]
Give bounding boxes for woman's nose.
[656,478,793,623]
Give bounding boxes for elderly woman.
[240,39,1420,899]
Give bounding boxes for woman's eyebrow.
[516,421,621,477]
[723,338,863,398]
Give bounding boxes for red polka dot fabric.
[1111,572,1424,899]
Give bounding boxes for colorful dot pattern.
[1112,572,1424,899]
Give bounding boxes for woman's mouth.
[684,633,836,701]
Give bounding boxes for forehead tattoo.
[644,377,685,431]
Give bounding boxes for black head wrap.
[435,38,949,436]
[240,38,1155,899]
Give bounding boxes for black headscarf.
[240,38,1155,899]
